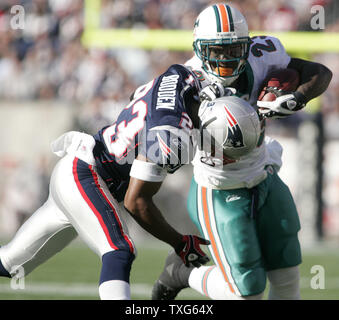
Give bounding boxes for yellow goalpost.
[82,0,339,53]
[81,0,338,113]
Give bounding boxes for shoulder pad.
[164,64,201,90]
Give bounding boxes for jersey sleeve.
[249,36,291,72]
[135,64,198,175]
[267,36,291,70]
[139,125,195,174]
[129,158,167,182]
[147,63,200,124]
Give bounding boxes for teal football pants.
[187,167,302,296]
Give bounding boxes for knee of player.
[100,249,136,284]
[236,267,267,296]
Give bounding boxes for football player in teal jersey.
[152,3,332,300]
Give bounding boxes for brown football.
[258,68,300,102]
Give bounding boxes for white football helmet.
[199,96,260,160]
[193,3,251,86]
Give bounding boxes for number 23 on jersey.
[103,80,155,159]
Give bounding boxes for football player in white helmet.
[152,3,332,300]
[198,95,261,162]
[192,3,251,87]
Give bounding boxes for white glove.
[257,91,306,119]
[199,82,236,102]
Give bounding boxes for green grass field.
[0,240,338,300]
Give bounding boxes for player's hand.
[257,90,307,119]
[199,82,236,102]
[175,235,210,268]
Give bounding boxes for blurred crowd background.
[0,0,338,242]
[1,0,338,125]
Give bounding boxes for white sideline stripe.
[0,283,201,298]
[0,283,99,297]
[0,278,338,297]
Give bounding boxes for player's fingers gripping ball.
[257,68,306,119]
[175,235,210,268]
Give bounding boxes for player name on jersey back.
[156,74,179,110]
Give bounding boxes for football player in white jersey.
[152,3,332,300]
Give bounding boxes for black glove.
[175,235,210,268]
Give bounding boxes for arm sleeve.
[136,64,198,174]
[130,159,167,182]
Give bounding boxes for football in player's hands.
[257,68,302,118]
[258,68,300,101]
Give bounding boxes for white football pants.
[0,132,136,299]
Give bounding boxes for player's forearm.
[288,58,332,103]
[124,197,183,249]
[296,64,332,102]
